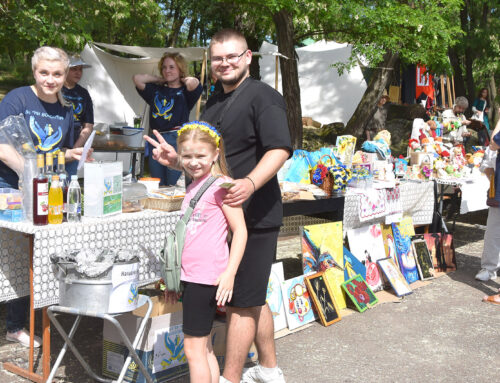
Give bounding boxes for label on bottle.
[67,203,79,214]
[49,204,63,216]
[37,183,49,216]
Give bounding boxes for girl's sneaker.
[241,364,285,383]
[6,329,41,348]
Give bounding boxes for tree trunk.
[165,8,185,47]
[273,9,302,149]
[345,52,399,139]
[448,48,466,97]
[489,75,499,128]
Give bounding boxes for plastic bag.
[0,115,37,220]
[284,150,313,184]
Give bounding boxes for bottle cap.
[71,175,78,181]
[46,152,54,164]
[58,151,65,164]
[52,175,59,181]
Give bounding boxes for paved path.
[1,220,499,382]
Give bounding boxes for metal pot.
[52,259,139,313]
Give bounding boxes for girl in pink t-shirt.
[170,121,247,383]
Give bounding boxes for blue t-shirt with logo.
[62,84,94,133]
[136,83,202,134]
[0,86,75,187]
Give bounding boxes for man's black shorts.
[228,227,280,308]
[182,281,218,336]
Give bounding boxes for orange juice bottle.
[48,175,63,224]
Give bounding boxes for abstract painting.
[422,233,447,271]
[266,262,288,332]
[302,222,343,274]
[341,275,379,313]
[281,275,316,330]
[377,257,412,297]
[347,224,386,292]
[324,267,347,310]
[391,222,419,284]
[381,224,399,268]
[411,238,435,280]
[343,247,366,281]
[305,272,341,326]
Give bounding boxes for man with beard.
[201,29,291,382]
[143,29,292,383]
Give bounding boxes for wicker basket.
[309,154,335,197]
[145,197,183,212]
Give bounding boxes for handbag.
[159,176,218,293]
[471,101,486,122]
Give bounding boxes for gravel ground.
[1,214,499,382]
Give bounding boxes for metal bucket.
[53,259,139,313]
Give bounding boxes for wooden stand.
[3,235,51,382]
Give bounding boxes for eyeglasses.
[211,51,247,65]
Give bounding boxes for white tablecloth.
[0,210,179,308]
[343,181,435,230]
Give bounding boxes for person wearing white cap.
[62,55,94,176]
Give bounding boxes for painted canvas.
[341,275,379,313]
[266,262,288,332]
[347,224,386,292]
[302,222,343,274]
[422,233,446,271]
[442,234,457,271]
[343,247,366,281]
[411,239,435,280]
[324,267,347,310]
[335,135,357,167]
[381,224,399,268]
[281,275,316,330]
[391,222,419,284]
[305,272,342,326]
[377,257,412,297]
[398,216,416,237]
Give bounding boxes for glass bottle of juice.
[45,153,56,188]
[33,154,48,226]
[48,175,63,224]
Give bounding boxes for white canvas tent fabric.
[79,43,206,127]
[259,41,367,125]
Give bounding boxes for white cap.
[69,56,91,68]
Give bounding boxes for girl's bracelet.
[245,176,256,193]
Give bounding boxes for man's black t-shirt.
[201,77,292,229]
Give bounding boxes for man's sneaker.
[241,364,285,383]
[475,269,497,281]
[6,329,41,348]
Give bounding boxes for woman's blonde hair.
[177,122,230,177]
[158,52,188,80]
[31,46,70,106]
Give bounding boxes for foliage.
[0,0,166,57]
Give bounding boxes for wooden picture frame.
[411,238,435,280]
[305,271,342,326]
[341,275,378,313]
[377,257,413,297]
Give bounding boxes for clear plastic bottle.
[67,175,81,222]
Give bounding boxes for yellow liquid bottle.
[48,175,63,224]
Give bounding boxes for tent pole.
[440,75,446,108]
[446,76,452,109]
[196,50,207,120]
[451,76,456,104]
[275,55,279,90]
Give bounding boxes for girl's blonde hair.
[177,121,231,177]
[158,52,188,80]
[31,46,70,106]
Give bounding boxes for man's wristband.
[245,176,256,193]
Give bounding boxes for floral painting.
[341,275,378,313]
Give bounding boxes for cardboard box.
[102,298,257,383]
[102,296,188,383]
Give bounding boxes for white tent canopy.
[259,41,367,125]
[79,43,206,127]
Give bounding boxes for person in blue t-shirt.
[0,46,92,348]
[62,56,94,176]
[133,52,202,186]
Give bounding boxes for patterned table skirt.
[0,210,179,308]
